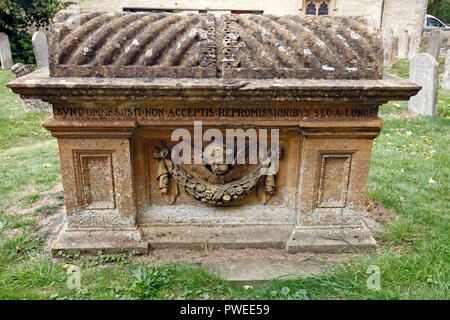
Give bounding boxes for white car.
[424,14,450,31]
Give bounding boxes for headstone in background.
[32,31,49,68]
[408,53,439,116]
[443,50,450,90]
[440,38,450,57]
[383,29,394,68]
[397,30,409,59]
[426,29,443,61]
[0,32,14,69]
[408,32,421,60]
[11,63,52,113]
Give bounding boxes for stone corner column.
[44,118,147,254]
[286,120,381,253]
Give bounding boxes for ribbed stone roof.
[49,11,383,80]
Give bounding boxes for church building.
[75,0,428,36]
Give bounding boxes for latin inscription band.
[54,106,378,120]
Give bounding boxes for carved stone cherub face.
[206,144,235,176]
[211,162,231,175]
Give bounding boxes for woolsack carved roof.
[49,12,383,80]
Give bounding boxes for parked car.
[424,14,450,31]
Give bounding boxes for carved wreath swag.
[152,141,277,205]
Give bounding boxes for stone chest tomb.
[8,12,420,253]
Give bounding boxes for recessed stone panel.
[75,151,116,210]
[316,154,352,209]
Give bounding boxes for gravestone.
[408,33,421,60]
[32,31,49,68]
[0,32,13,69]
[397,30,409,59]
[426,29,443,61]
[383,29,394,68]
[11,63,53,112]
[408,53,439,116]
[8,12,421,254]
[443,49,450,90]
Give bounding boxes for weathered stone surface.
[16,99,51,113]
[7,12,421,254]
[19,98,53,113]
[427,29,443,61]
[408,32,421,60]
[0,32,13,69]
[48,12,383,80]
[7,68,421,104]
[142,225,293,250]
[32,31,49,68]
[287,226,376,253]
[443,49,450,90]
[11,63,34,77]
[202,258,323,282]
[11,63,52,113]
[408,53,439,116]
[397,29,409,59]
[383,28,394,68]
[52,228,147,254]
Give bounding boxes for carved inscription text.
[53,105,378,120]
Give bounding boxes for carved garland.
[153,141,276,206]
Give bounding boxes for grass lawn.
[0,59,448,300]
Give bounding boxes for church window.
[318,2,329,16]
[305,1,330,16]
[306,3,317,15]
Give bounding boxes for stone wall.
[72,0,427,35]
[381,0,428,36]
[335,0,382,29]
[70,0,298,15]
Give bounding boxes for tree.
[0,0,72,64]
[428,0,450,23]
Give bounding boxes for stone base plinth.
[140,224,293,250]
[286,226,376,253]
[51,223,377,254]
[51,227,148,255]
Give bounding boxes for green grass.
[0,70,53,150]
[0,59,449,300]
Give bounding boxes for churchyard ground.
[0,59,448,300]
